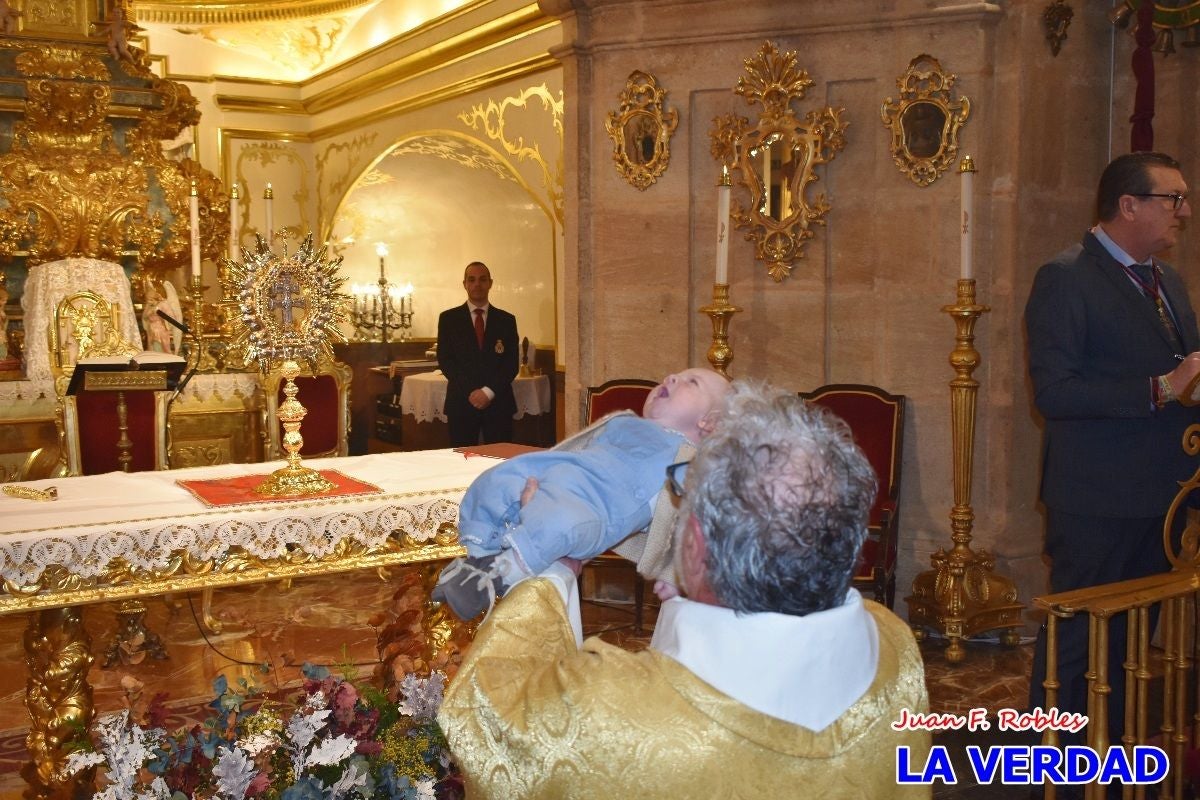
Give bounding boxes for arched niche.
[327,132,557,353]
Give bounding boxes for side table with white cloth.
[398,370,553,450]
[0,449,500,798]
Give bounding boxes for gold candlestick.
[255,358,335,497]
[699,283,742,378]
[906,278,1024,662]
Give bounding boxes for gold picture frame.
[709,42,848,282]
[881,54,971,187]
[604,71,678,191]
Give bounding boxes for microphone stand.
[156,309,199,409]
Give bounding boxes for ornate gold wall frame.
[881,54,971,187]
[709,42,848,282]
[604,70,678,191]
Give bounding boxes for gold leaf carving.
[15,46,109,80]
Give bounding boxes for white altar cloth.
[0,449,499,587]
[399,370,551,423]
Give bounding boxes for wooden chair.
[581,378,658,632]
[262,352,353,459]
[49,291,170,476]
[799,384,906,608]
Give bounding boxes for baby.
[432,367,732,620]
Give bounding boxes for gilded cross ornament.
[709,41,848,282]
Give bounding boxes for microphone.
[156,309,191,336]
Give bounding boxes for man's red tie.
[474,307,485,349]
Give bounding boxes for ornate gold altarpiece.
[0,449,488,799]
[0,1,255,479]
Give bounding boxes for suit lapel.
[1084,233,1182,353]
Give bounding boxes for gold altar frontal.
[0,449,497,799]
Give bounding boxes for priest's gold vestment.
[439,578,932,799]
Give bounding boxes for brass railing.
[1034,422,1200,800]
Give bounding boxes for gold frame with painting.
[881,54,971,187]
[604,71,679,191]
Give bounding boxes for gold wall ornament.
[709,41,848,282]
[226,233,348,496]
[604,70,678,191]
[1043,0,1075,56]
[458,84,566,227]
[881,54,971,187]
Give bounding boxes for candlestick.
[699,283,742,378]
[229,183,240,261]
[716,167,732,285]
[264,183,274,244]
[959,155,975,281]
[189,180,201,277]
[376,242,388,281]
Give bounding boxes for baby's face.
[642,368,730,438]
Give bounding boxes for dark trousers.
[1029,510,1170,743]
[447,406,513,447]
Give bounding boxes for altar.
[0,448,499,796]
[397,369,554,450]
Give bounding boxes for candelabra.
[349,244,413,343]
[699,283,741,377]
[906,278,1024,663]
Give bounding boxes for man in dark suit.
[437,261,519,446]
[1026,151,1200,739]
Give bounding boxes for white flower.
[134,776,171,800]
[396,672,446,721]
[305,734,357,768]
[237,732,280,758]
[62,750,106,776]
[327,758,370,800]
[213,746,259,800]
[415,776,437,800]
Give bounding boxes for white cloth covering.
[400,370,551,423]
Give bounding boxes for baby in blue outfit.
[432,368,731,620]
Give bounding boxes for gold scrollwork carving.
[709,42,848,282]
[881,54,971,187]
[604,71,678,191]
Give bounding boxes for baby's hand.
[653,580,679,601]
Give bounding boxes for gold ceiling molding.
[130,0,376,26]
[311,52,558,140]
[214,96,308,114]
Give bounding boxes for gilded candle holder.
[699,283,742,378]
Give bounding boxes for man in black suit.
[437,261,519,446]
[1026,151,1200,738]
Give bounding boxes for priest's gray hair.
[683,380,877,616]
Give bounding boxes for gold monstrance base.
[906,279,1024,663]
[255,359,334,497]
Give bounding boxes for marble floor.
[0,568,1035,799]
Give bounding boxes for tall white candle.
[264,183,274,242]
[376,242,388,281]
[189,180,201,277]
[228,183,240,261]
[716,167,731,285]
[959,155,975,281]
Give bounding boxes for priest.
[438,381,931,798]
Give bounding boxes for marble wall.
[545,0,1200,628]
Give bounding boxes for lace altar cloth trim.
[178,469,382,507]
[0,450,496,586]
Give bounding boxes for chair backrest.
[263,355,352,459]
[50,290,165,476]
[584,378,657,425]
[798,383,906,526]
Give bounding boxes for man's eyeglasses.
[1134,192,1189,211]
[665,461,690,498]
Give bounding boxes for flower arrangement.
[62,664,462,800]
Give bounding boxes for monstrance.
[227,234,349,496]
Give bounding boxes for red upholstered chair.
[262,354,352,459]
[582,378,658,632]
[798,384,906,609]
